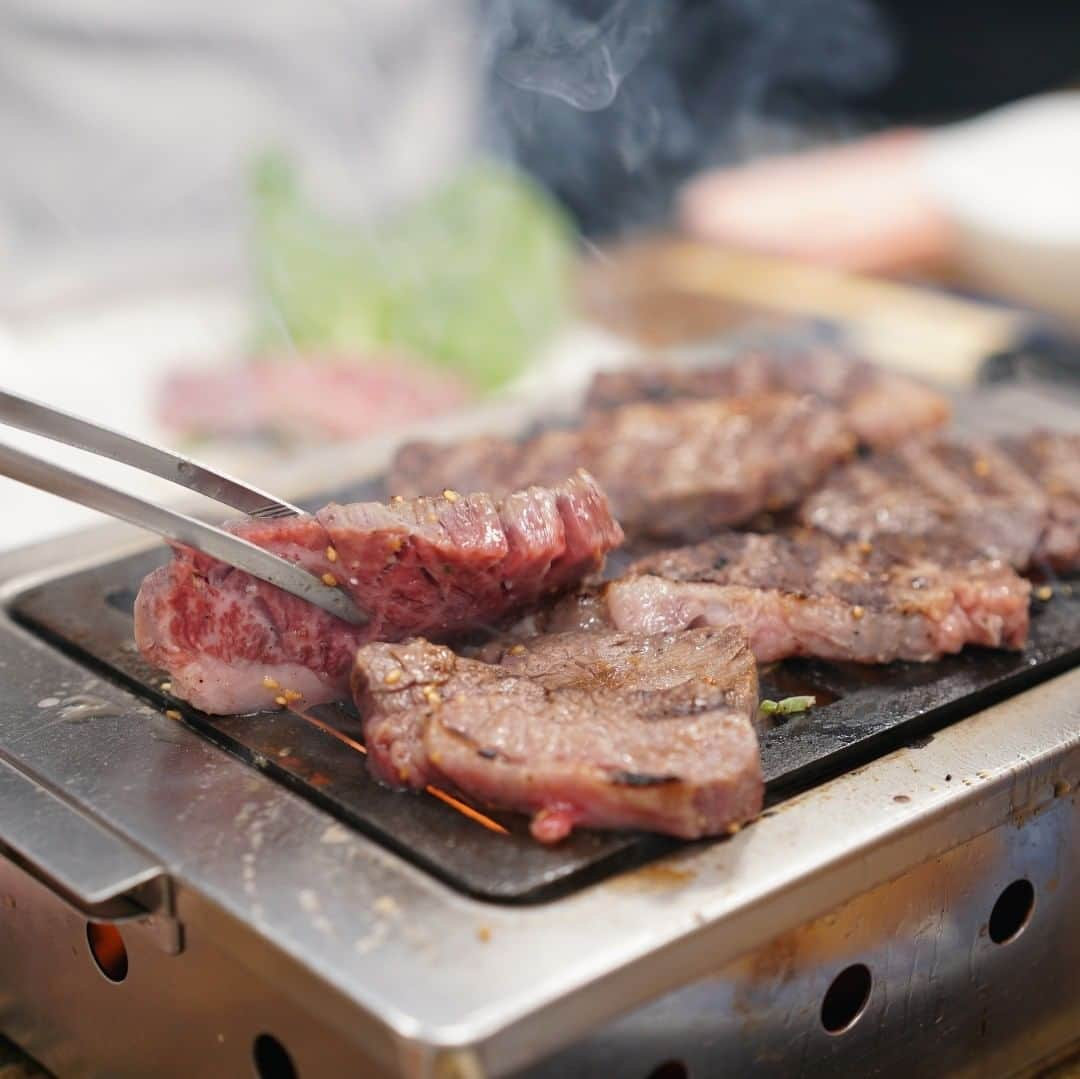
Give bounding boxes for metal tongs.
[0,389,368,625]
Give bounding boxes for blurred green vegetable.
[250,153,575,390]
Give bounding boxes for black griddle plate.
[9,474,1080,904]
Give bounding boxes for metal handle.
[0,440,368,625]
[0,757,167,921]
[0,387,301,519]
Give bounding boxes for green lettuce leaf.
[249,153,575,390]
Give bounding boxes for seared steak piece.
[609,531,1031,662]
[533,529,1030,663]
[389,435,518,502]
[581,396,855,539]
[390,393,856,540]
[1000,431,1080,573]
[473,627,759,717]
[134,472,623,714]
[586,346,950,450]
[352,628,762,843]
[799,438,1051,569]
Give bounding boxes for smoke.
[491,0,667,111]
[481,0,897,236]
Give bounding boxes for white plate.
[924,92,1080,328]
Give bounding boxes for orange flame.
[291,706,508,835]
[424,786,510,834]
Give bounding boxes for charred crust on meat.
[610,770,681,787]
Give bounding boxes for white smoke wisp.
[491,0,667,111]
[481,0,898,235]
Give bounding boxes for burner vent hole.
[646,1061,689,1079]
[86,922,128,982]
[821,963,872,1034]
[989,879,1035,944]
[253,1034,297,1079]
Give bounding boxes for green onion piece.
[759,695,816,716]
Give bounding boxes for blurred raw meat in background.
[158,356,471,445]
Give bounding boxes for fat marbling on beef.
[390,393,856,540]
[352,626,762,843]
[134,471,623,714]
[534,529,1030,664]
[800,432,1080,572]
[586,345,950,450]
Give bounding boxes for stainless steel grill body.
[1,383,1078,1078]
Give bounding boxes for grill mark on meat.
[617,531,1030,662]
[390,393,856,541]
[801,432,1077,571]
[999,430,1080,573]
[135,472,623,715]
[610,771,681,787]
[353,628,762,842]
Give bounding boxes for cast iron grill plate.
[10,470,1079,904]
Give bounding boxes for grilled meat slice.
[1000,431,1080,573]
[352,628,762,843]
[580,395,854,539]
[390,393,856,540]
[473,627,760,717]
[533,530,1030,663]
[799,439,1049,569]
[611,531,1031,662]
[586,346,950,450]
[388,436,516,502]
[134,472,623,714]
